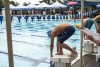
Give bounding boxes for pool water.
[0,18,96,67]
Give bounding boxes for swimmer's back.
[53,23,72,34]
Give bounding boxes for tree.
[10,1,16,6]
[0,0,4,6]
[39,0,73,4]
[10,1,19,6]
[23,2,30,6]
[40,0,62,4]
[39,0,49,4]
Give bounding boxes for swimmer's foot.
[55,52,63,55]
[68,52,77,57]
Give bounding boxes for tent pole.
[3,0,14,67]
[80,0,84,67]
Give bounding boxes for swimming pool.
[0,18,96,67]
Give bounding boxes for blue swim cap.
[47,30,52,37]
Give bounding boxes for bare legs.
[55,37,63,55]
[55,42,63,55]
[61,43,77,53]
[55,37,77,56]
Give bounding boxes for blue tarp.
[0,6,4,8]
[77,1,100,6]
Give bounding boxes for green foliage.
[10,1,19,6]
[23,2,30,6]
[0,0,4,6]
[39,0,49,4]
[39,0,73,4]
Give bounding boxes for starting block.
[84,40,94,53]
[50,53,78,67]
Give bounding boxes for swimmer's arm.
[50,32,55,57]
